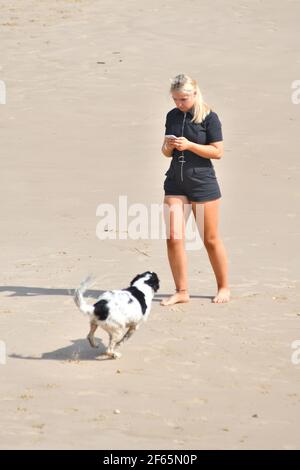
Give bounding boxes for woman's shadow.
[0,285,212,301]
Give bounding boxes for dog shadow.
[9,338,116,362]
[0,285,213,301]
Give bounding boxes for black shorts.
[164,162,221,202]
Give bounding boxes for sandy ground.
[0,0,300,450]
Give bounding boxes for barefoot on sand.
[212,288,230,303]
[160,290,190,306]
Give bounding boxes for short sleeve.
[164,113,172,135]
[206,111,223,144]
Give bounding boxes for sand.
[0,0,300,450]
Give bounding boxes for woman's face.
[171,90,196,112]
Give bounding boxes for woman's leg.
[192,198,230,303]
[160,195,191,306]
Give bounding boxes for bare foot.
[160,290,190,306]
[212,287,230,303]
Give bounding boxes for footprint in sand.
[19,393,34,400]
[170,306,184,312]
[31,423,45,430]
[42,383,60,390]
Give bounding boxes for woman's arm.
[161,137,175,158]
[188,140,224,159]
[173,137,223,160]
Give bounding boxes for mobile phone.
[165,134,177,139]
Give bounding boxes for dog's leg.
[106,329,126,359]
[87,321,99,348]
[116,325,138,347]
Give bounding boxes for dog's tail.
[74,275,95,316]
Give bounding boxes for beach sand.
[0,0,300,449]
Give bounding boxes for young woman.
[161,74,230,306]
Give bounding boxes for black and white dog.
[74,271,160,359]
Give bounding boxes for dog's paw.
[112,351,122,359]
[106,350,122,359]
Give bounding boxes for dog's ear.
[130,273,147,286]
[145,272,160,292]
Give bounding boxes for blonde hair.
[169,74,212,124]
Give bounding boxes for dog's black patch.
[130,271,160,293]
[130,272,149,286]
[145,272,160,292]
[93,299,109,321]
[123,286,147,314]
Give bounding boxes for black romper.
[164,107,223,202]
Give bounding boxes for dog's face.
[130,271,160,293]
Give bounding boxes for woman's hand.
[173,137,191,151]
[163,136,177,150]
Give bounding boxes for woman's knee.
[204,234,219,250]
[166,234,185,245]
